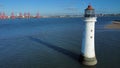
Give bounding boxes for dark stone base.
[79,54,97,66]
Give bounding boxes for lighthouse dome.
[86,5,93,10]
[84,5,95,17]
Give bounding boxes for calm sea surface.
[0,17,120,68]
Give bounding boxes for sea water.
[0,17,120,68]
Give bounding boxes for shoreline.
[105,21,120,29]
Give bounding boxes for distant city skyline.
[0,0,120,16]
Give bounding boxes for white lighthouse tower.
[80,5,97,66]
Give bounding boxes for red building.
[36,12,40,18]
[10,12,15,19]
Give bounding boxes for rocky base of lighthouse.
[79,54,97,66]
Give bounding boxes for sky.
[0,0,120,16]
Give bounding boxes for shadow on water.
[29,37,80,61]
[29,37,96,68]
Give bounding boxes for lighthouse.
[80,5,97,66]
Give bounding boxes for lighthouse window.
[91,30,93,32]
[90,36,93,39]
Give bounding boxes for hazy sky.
[0,0,119,15]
